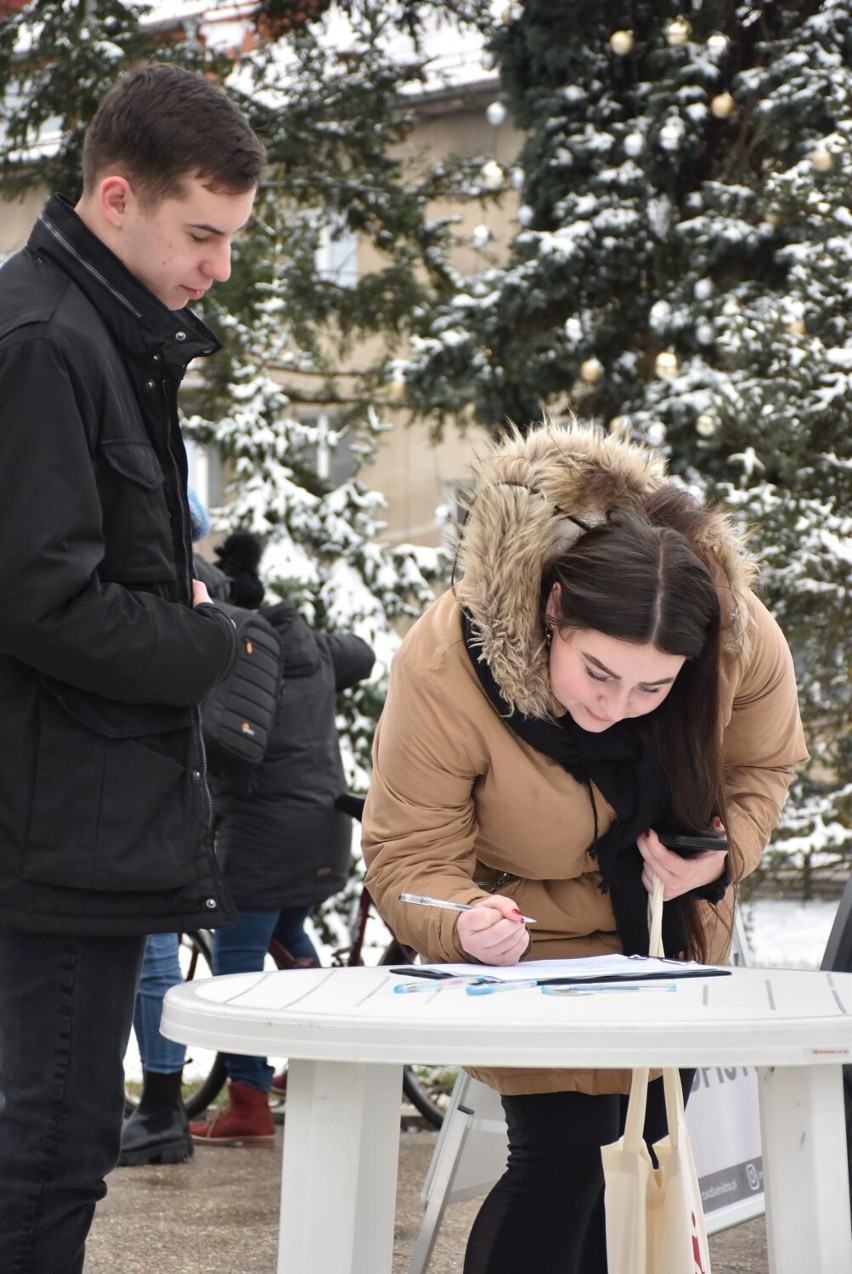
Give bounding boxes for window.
[315,221,359,287]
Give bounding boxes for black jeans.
[0,929,145,1274]
[463,1071,695,1274]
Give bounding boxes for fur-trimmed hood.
[456,420,756,720]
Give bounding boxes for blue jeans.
[213,906,318,1091]
[0,928,145,1274]
[273,905,320,964]
[133,933,187,1074]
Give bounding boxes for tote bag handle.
[623,875,669,1152]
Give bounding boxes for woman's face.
[548,624,686,732]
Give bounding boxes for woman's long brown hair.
[543,489,737,960]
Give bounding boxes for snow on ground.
[740,896,841,969]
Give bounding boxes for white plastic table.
[162,964,852,1274]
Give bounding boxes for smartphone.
[657,831,728,857]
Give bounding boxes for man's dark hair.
[82,62,266,205]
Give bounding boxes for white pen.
[398,892,537,925]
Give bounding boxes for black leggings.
[463,1071,694,1274]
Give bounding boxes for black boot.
[117,1069,194,1167]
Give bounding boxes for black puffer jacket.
[214,602,375,909]
[0,195,237,936]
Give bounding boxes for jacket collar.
[28,194,221,376]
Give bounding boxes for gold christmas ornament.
[387,372,407,401]
[654,350,680,379]
[788,318,806,336]
[609,29,634,56]
[695,413,718,438]
[579,357,604,384]
[710,92,736,120]
[664,17,691,46]
[810,144,833,172]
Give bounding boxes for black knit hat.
[214,532,265,609]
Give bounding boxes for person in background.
[189,532,376,1146]
[362,420,807,1274]
[0,63,265,1273]
[117,491,230,1168]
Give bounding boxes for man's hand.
[456,895,530,966]
[192,579,212,608]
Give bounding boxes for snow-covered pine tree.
[404,0,852,888]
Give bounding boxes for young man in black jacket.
[0,63,265,1272]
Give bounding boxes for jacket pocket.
[97,439,176,583]
[25,692,192,892]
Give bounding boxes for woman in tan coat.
[362,420,806,1274]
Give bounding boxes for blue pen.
[541,982,679,996]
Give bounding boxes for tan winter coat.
[362,423,807,1096]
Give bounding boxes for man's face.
[117,176,256,310]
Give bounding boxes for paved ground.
[85,1118,770,1273]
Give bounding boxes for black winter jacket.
[0,195,238,936]
[214,602,375,910]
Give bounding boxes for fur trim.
[456,420,756,720]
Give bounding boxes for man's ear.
[99,175,134,228]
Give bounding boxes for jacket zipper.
[157,382,217,866]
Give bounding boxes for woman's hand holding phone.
[637,823,728,901]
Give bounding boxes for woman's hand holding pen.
[637,823,727,901]
[456,895,531,966]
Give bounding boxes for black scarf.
[461,609,688,955]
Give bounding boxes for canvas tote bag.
[600,877,712,1273]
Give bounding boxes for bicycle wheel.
[124,931,227,1120]
[380,939,456,1129]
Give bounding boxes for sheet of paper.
[388,953,728,983]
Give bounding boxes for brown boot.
[189,1079,276,1147]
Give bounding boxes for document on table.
[389,953,730,986]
